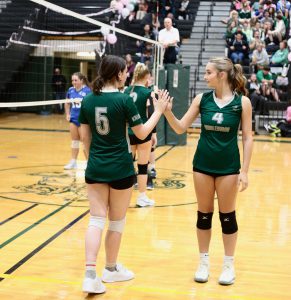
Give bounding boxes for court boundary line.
[0,209,89,282]
[0,203,38,226]
[0,200,74,249]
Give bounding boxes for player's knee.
[71,140,80,149]
[219,211,238,234]
[88,215,106,230]
[108,218,126,233]
[196,211,213,230]
[138,163,148,175]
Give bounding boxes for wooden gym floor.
[0,112,290,300]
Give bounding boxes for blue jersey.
[66,85,91,126]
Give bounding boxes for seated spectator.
[242,20,253,42]
[176,0,189,20]
[260,9,274,26]
[251,43,269,72]
[136,24,156,52]
[227,26,248,47]
[256,65,280,101]
[136,3,147,20]
[270,40,289,66]
[239,2,252,20]
[229,32,249,63]
[264,0,277,12]
[268,12,286,43]
[251,1,261,14]
[125,54,136,86]
[253,5,265,21]
[247,73,269,115]
[276,0,291,18]
[262,21,280,54]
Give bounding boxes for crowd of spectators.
[224,0,291,112]
[118,0,188,75]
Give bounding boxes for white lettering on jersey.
[132,114,141,122]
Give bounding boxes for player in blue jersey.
[64,72,91,170]
[79,55,170,294]
[164,57,253,285]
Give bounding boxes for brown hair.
[209,57,248,96]
[92,55,126,95]
[72,72,90,87]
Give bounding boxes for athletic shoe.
[146,176,154,190]
[218,262,235,285]
[102,263,134,283]
[136,194,155,207]
[64,160,77,170]
[82,276,106,294]
[194,261,209,283]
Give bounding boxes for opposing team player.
[64,72,91,169]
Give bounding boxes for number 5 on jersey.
[212,112,224,124]
[96,107,110,135]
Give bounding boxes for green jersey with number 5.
[193,91,242,174]
[79,91,142,181]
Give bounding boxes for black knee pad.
[138,163,148,175]
[151,147,154,152]
[219,211,238,234]
[196,211,213,230]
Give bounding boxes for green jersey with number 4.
[124,85,152,135]
[79,91,142,182]
[193,91,242,174]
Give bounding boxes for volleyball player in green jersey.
[164,57,253,285]
[78,55,170,294]
[124,63,155,207]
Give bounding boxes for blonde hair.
[132,62,150,84]
[209,57,248,96]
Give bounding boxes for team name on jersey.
[204,125,230,132]
[132,114,141,122]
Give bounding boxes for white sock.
[200,253,209,264]
[139,192,146,198]
[149,163,155,170]
[223,255,234,264]
[85,261,96,279]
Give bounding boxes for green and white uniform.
[79,90,142,182]
[124,85,151,136]
[193,91,242,174]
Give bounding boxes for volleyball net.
[0,0,164,112]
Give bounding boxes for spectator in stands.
[256,65,280,101]
[276,0,291,18]
[249,30,264,53]
[264,0,277,12]
[262,21,280,54]
[160,0,174,19]
[229,32,249,64]
[250,43,269,72]
[251,1,261,14]
[268,12,286,43]
[239,2,252,20]
[158,17,180,64]
[51,68,67,114]
[136,2,147,20]
[247,73,269,115]
[253,5,265,21]
[260,9,274,26]
[177,0,190,20]
[242,20,253,42]
[125,54,136,86]
[270,40,289,66]
[136,24,156,55]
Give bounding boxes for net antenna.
[29,0,164,85]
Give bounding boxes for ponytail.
[92,76,104,95]
[231,64,248,96]
[72,72,90,88]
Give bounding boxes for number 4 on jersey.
[212,112,224,124]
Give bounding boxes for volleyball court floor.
[0,112,290,300]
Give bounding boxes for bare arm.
[80,124,92,159]
[131,90,170,140]
[239,96,253,191]
[163,94,202,134]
